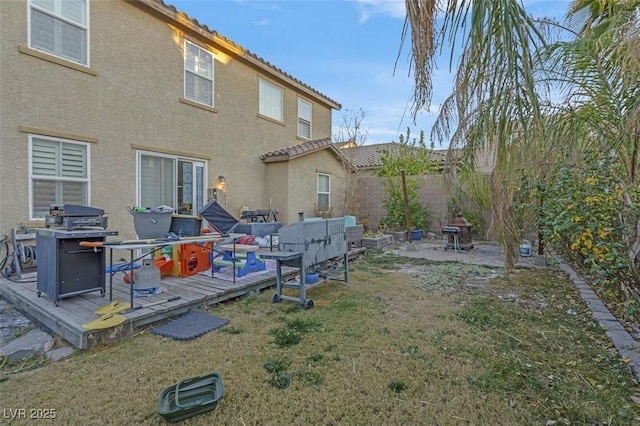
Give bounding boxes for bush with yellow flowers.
[537,152,640,321]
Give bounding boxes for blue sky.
[169,0,571,146]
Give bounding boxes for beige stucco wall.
[0,0,336,239]
[263,161,290,222]
[265,150,346,224]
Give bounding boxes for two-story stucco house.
[0,0,348,240]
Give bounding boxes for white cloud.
[254,18,270,26]
[353,0,406,23]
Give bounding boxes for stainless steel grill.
[261,218,348,309]
[277,218,346,266]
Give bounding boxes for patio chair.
[198,199,241,237]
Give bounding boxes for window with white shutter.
[298,98,312,139]
[259,78,283,122]
[29,0,89,65]
[317,173,330,211]
[29,135,89,219]
[184,40,214,107]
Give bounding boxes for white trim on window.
[317,173,330,211]
[136,151,177,210]
[28,0,90,66]
[28,134,91,220]
[259,77,283,122]
[297,98,312,139]
[184,39,214,107]
[136,150,208,215]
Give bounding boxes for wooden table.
[218,243,259,253]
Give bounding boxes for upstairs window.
[29,135,89,219]
[317,173,330,211]
[184,40,214,107]
[297,98,312,139]
[259,78,283,122]
[29,0,89,65]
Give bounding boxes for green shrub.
[267,373,292,389]
[379,177,431,231]
[387,379,408,394]
[535,152,639,321]
[263,358,291,374]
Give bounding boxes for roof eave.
[261,154,291,163]
[129,0,341,110]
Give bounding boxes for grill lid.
[49,204,105,217]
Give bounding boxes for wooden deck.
[0,256,297,350]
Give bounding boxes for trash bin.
[169,215,203,237]
[129,208,173,239]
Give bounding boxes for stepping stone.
[46,347,74,362]
[0,329,53,363]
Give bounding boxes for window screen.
[317,173,330,210]
[139,154,175,209]
[184,40,214,106]
[259,78,283,122]
[298,98,312,139]
[30,0,88,65]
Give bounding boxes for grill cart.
[261,218,348,309]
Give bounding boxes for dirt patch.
[395,262,501,293]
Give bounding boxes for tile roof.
[335,142,446,169]
[145,0,341,110]
[261,138,335,162]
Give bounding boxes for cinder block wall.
[356,174,490,236]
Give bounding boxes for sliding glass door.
[138,152,206,215]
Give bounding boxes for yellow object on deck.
[94,300,131,315]
[82,314,126,330]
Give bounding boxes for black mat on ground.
[151,312,229,340]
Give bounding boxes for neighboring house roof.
[135,0,341,110]
[261,138,358,172]
[336,142,447,170]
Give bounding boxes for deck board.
[0,262,299,349]
[0,247,362,349]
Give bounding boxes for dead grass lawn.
[1,252,639,425]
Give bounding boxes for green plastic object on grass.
[157,372,224,423]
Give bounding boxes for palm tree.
[402,0,547,271]
[402,0,640,273]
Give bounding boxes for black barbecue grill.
[45,204,108,230]
[37,204,116,305]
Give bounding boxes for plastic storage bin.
[130,210,173,239]
[170,215,203,237]
[157,372,223,423]
[344,215,357,227]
